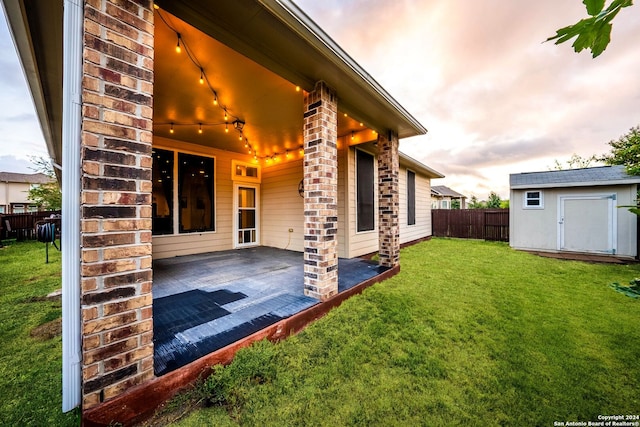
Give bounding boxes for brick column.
[303,81,338,301]
[80,0,154,408]
[378,131,400,268]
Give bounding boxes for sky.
[1,1,639,199]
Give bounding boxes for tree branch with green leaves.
[546,0,633,57]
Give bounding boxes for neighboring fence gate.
[431,209,509,242]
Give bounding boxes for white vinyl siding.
[261,158,304,252]
[399,167,432,244]
[510,185,637,257]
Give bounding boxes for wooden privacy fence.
[431,209,509,241]
[0,210,61,241]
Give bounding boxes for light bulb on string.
[199,68,204,85]
[224,109,228,121]
[225,123,229,133]
[213,94,218,106]
[198,123,203,134]
[175,34,182,53]
[170,123,174,134]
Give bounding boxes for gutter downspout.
[62,0,83,412]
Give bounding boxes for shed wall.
[510,185,638,257]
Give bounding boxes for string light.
[170,123,174,134]
[225,123,229,133]
[351,131,355,141]
[159,8,251,153]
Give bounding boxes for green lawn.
[2,238,639,426]
[0,240,79,426]
[168,238,640,426]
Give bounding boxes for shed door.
[559,194,616,254]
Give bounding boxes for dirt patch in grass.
[30,318,62,340]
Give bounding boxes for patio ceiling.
[154,9,377,157]
[3,0,427,169]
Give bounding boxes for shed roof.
[0,172,52,184]
[431,185,466,198]
[510,165,640,189]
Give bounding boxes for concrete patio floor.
[152,246,389,376]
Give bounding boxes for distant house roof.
[431,185,466,198]
[0,172,52,184]
[510,165,640,189]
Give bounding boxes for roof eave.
[261,0,427,138]
[399,152,444,179]
[511,179,640,190]
[1,0,63,175]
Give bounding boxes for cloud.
[296,0,640,198]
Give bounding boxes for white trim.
[557,193,617,254]
[61,0,82,412]
[511,179,640,190]
[231,160,261,183]
[233,183,260,248]
[523,190,544,209]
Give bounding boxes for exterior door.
[235,184,259,247]
[559,194,616,254]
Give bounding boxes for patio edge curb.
[82,264,400,426]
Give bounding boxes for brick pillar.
[303,81,338,301]
[80,0,154,408]
[378,131,400,268]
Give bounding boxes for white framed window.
[0,206,4,213]
[231,160,261,183]
[12,204,25,214]
[524,190,544,209]
[441,200,449,209]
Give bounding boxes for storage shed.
[509,165,640,258]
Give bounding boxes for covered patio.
[2,0,431,423]
[152,247,388,376]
